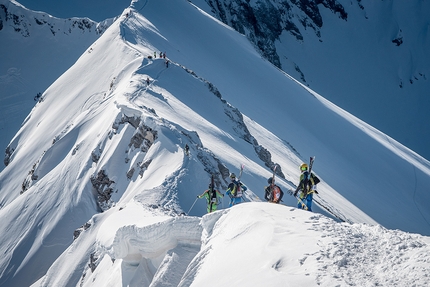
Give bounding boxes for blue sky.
[17,0,131,21]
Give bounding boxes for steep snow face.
[196,0,347,68]
[0,0,112,171]
[193,0,430,161]
[0,0,430,286]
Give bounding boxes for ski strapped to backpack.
[292,156,316,210]
[237,164,246,201]
[238,164,244,180]
[268,164,283,203]
[227,164,245,199]
[303,156,315,195]
[209,174,216,213]
[271,164,277,186]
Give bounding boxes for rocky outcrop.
[90,169,116,211]
[204,0,347,69]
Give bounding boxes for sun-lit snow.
[0,0,430,286]
[0,0,112,173]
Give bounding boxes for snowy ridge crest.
[1,0,430,286]
[0,0,107,37]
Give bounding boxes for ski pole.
[295,195,309,211]
[187,197,198,215]
[289,188,309,211]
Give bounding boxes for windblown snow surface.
[0,0,429,286]
[0,0,112,170]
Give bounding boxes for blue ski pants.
[298,193,313,211]
[229,197,242,207]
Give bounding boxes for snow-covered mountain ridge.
[0,0,430,286]
[192,0,430,161]
[39,203,430,287]
[0,0,114,170]
[0,1,104,37]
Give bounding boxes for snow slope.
[193,0,430,161]
[0,0,429,286]
[0,0,111,171]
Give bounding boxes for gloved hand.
[293,191,298,197]
[197,195,200,198]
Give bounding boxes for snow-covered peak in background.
[0,0,429,286]
[0,0,114,171]
[16,0,132,22]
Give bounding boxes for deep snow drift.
[0,0,429,286]
[38,203,430,287]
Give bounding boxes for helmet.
[300,163,308,171]
[230,173,236,179]
[268,177,273,184]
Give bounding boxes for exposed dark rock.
[88,253,98,272]
[204,0,347,69]
[73,222,91,240]
[126,167,135,179]
[138,159,152,177]
[90,170,115,210]
[4,145,14,166]
[21,161,39,194]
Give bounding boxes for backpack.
[300,172,320,195]
[311,173,320,185]
[209,189,218,203]
[272,185,283,202]
[301,172,320,186]
[228,181,243,198]
[264,186,270,201]
[265,185,284,203]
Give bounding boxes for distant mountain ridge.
[193,0,430,161]
[0,1,110,37]
[0,0,114,172]
[200,0,348,68]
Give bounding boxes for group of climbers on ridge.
[193,153,319,213]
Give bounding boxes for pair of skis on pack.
[226,163,245,199]
[270,156,315,210]
[208,156,315,211]
[209,164,246,212]
[293,156,315,211]
[187,165,246,215]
